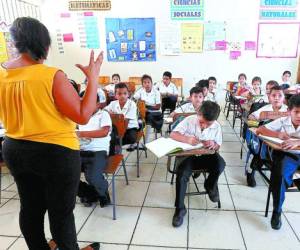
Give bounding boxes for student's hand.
[75,50,104,82]
[281,139,300,150]
[186,137,200,146]
[203,140,217,150]
[278,132,290,140]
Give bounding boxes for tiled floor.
[0,112,300,250]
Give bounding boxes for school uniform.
[134,87,163,131]
[155,82,178,113]
[281,82,291,90]
[104,83,115,94]
[172,115,226,209]
[97,88,106,104]
[264,116,300,213]
[78,110,111,197]
[174,102,197,114]
[205,92,217,102]
[105,99,139,145]
[251,104,287,120]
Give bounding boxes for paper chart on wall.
[257,23,300,58]
[181,23,203,53]
[0,32,8,63]
[203,21,226,51]
[159,23,180,55]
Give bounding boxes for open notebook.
[146,137,203,158]
[258,134,300,153]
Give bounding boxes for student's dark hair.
[79,90,100,103]
[196,79,209,88]
[252,76,261,83]
[112,73,120,80]
[69,79,79,94]
[10,17,51,61]
[198,101,220,121]
[283,70,291,76]
[163,71,172,78]
[141,74,152,83]
[189,86,203,96]
[266,80,279,87]
[288,94,300,110]
[208,76,217,82]
[115,82,129,92]
[238,73,247,80]
[269,85,284,94]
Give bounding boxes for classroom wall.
[16,1,300,97]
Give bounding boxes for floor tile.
[223,133,240,142]
[132,207,187,247]
[77,206,140,244]
[220,142,245,153]
[282,191,300,213]
[237,211,300,250]
[284,213,300,240]
[222,152,246,166]
[115,163,155,182]
[0,199,21,236]
[225,166,266,186]
[130,246,185,250]
[188,210,245,249]
[0,236,17,250]
[151,164,173,183]
[1,174,15,191]
[229,184,269,212]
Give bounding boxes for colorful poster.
[105,18,156,62]
[203,21,226,51]
[215,41,227,50]
[0,32,8,63]
[3,32,18,60]
[160,23,181,55]
[260,0,298,7]
[260,9,297,19]
[171,0,204,20]
[257,23,300,58]
[245,41,256,50]
[181,23,203,53]
[83,12,100,49]
[230,51,241,60]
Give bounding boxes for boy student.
[281,70,291,89]
[196,79,209,100]
[260,80,279,103]
[105,83,139,146]
[134,74,163,143]
[256,94,300,230]
[207,76,217,102]
[170,101,226,227]
[170,86,204,117]
[77,95,111,207]
[248,86,288,121]
[104,73,120,100]
[81,78,107,109]
[233,73,248,94]
[155,71,178,114]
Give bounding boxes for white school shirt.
[173,115,223,146]
[97,88,106,103]
[133,87,161,112]
[205,92,217,102]
[174,102,197,113]
[155,82,178,96]
[105,99,138,129]
[79,110,112,153]
[104,83,115,94]
[265,116,300,138]
[251,104,287,120]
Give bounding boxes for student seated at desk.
[196,79,209,101]
[233,73,248,94]
[207,76,218,102]
[258,80,279,103]
[105,83,139,147]
[134,74,163,143]
[104,73,120,102]
[248,86,288,121]
[155,71,178,114]
[281,70,291,90]
[170,101,226,227]
[77,95,111,208]
[256,94,300,230]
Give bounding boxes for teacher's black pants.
[162,96,177,114]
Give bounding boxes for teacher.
[0,17,101,250]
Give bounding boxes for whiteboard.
[257,22,300,58]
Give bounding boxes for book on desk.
[145,137,203,158]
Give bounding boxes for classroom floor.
[0,111,300,250]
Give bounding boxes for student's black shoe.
[250,156,263,170]
[80,197,94,207]
[172,207,187,227]
[294,178,300,191]
[204,183,219,203]
[246,171,256,187]
[99,193,111,208]
[126,144,136,152]
[81,242,100,250]
[105,190,111,204]
[271,212,282,230]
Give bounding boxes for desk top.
[168,148,215,157]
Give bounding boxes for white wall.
[40,0,300,96]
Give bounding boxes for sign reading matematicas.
[69,0,111,11]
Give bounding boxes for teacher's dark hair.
[10,17,51,61]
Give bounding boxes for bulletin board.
[105,18,156,62]
[256,22,300,58]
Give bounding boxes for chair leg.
[217,200,221,208]
[232,106,236,128]
[226,103,231,119]
[122,159,129,185]
[137,142,140,178]
[112,175,116,220]
[143,134,148,158]
[170,158,177,185]
[265,186,271,217]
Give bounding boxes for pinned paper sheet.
[181,23,204,53]
[215,41,227,50]
[0,32,8,63]
[245,41,256,50]
[230,51,241,60]
[63,33,74,42]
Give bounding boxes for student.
[82,78,107,109]
[105,83,139,146]
[260,80,279,103]
[155,71,178,114]
[104,73,120,100]
[207,76,217,102]
[77,94,111,208]
[170,101,226,227]
[134,74,163,143]
[170,87,204,117]
[281,70,291,89]
[196,79,209,100]
[249,76,262,96]
[248,86,288,121]
[256,94,300,229]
